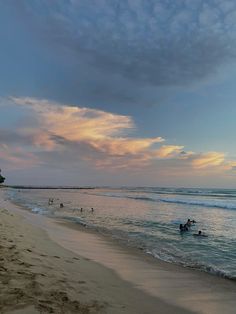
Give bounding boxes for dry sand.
[1,188,236,314]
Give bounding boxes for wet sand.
[1,188,236,313]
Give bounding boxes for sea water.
[7,186,236,280]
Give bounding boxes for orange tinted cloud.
[154,145,184,158]
[91,137,164,155]
[192,152,225,169]
[8,97,231,173]
[11,97,166,161]
[11,97,134,141]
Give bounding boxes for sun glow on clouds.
[0,97,231,174]
[192,152,225,169]
[11,97,166,161]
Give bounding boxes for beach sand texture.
[0,191,195,314]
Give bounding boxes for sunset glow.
[1,1,236,187]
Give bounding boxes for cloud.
[8,97,167,168]
[191,152,225,169]
[220,160,236,172]
[1,97,234,176]
[11,0,236,102]
[153,145,184,158]
[11,96,134,143]
[0,143,40,170]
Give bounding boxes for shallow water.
[7,186,236,279]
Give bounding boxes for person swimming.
[186,218,196,227]
[193,230,208,237]
[186,219,192,227]
[179,224,188,232]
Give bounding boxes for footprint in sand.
[65,260,73,263]
[34,273,46,277]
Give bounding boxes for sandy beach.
[1,188,236,314]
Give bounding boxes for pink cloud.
[3,97,233,176]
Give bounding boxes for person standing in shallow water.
[48,198,54,205]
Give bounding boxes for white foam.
[31,207,45,214]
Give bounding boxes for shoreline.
[8,187,236,282]
[0,189,193,314]
[1,189,236,313]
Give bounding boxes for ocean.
[7,186,236,280]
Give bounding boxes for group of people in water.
[48,198,94,213]
[73,207,94,213]
[179,219,207,237]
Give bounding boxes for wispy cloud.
[0,143,40,170]
[153,145,184,158]
[191,152,225,169]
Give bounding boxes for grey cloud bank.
[8,0,236,106]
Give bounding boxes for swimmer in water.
[193,230,208,237]
[186,218,196,227]
[179,224,188,232]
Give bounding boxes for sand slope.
[0,207,105,313]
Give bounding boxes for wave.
[60,213,236,281]
[159,198,236,210]
[83,189,236,210]
[127,196,154,201]
[112,187,236,198]
[122,194,236,210]
[149,250,236,281]
[31,207,46,214]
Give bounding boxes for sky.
[1,0,236,187]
